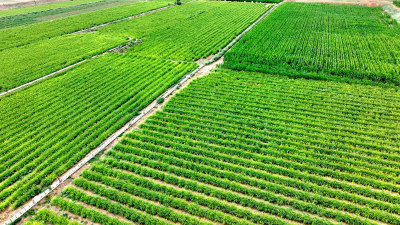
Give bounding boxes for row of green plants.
[0,54,196,211]
[24,208,80,225]
[134,112,400,191]
[144,111,400,183]
[0,33,126,92]
[52,197,132,225]
[116,133,400,215]
[100,155,372,225]
[76,171,285,225]
[223,2,400,85]
[62,186,197,225]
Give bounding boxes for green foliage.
[157,97,165,104]
[0,54,196,211]
[224,2,400,85]
[52,197,131,225]
[99,1,270,61]
[48,69,400,225]
[23,208,80,225]
[394,1,400,7]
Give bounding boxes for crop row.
[0,1,269,212]
[24,208,80,225]
[98,1,270,61]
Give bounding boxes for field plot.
[0,1,269,213]
[224,2,400,84]
[98,1,270,60]
[44,69,400,225]
[0,0,104,17]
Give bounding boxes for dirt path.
[0,0,68,10]
[3,4,280,224]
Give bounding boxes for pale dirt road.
[0,0,68,10]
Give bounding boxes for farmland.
[40,69,400,225]
[224,2,400,84]
[2,0,400,224]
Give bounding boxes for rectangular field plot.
[224,2,400,85]
[0,54,197,211]
[50,70,400,225]
[98,1,270,60]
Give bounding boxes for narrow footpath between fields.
[2,3,280,224]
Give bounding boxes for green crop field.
[2,0,400,225]
[224,2,400,84]
[42,69,400,225]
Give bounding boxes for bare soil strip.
[3,4,279,224]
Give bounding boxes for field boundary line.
[3,4,279,224]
